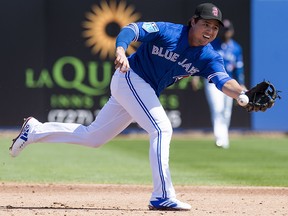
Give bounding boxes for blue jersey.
[117,22,231,96]
[211,38,244,85]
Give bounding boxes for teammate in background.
[191,19,246,149]
[10,3,248,211]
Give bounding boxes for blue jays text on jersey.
[151,45,200,75]
[116,22,232,96]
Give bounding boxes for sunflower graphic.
[82,0,141,60]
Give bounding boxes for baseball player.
[192,19,246,149]
[10,3,248,211]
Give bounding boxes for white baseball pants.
[29,69,176,199]
[204,80,233,146]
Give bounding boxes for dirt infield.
[0,183,287,216]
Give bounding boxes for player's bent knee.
[149,123,173,138]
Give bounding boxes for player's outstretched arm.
[222,79,245,100]
[222,79,250,107]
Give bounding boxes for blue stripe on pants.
[125,71,167,198]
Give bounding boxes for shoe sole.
[148,205,190,211]
[9,117,33,153]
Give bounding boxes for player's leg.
[223,94,233,127]
[111,69,190,211]
[111,69,174,199]
[205,81,229,148]
[221,95,234,148]
[10,95,133,157]
[33,97,133,146]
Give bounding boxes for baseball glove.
[244,81,281,112]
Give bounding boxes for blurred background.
[0,0,287,131]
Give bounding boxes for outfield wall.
[251,0,288,131]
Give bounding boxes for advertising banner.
[0,0,250,130]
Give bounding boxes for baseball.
[237,94,249,106]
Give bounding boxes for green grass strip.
[1,135,288,186]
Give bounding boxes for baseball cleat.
[9,117,40,157]
[148,197,191,211]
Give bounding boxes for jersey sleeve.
[115,27,136,50]
[115,22,166,50]
[203,55,232,91]
[129,22,167,42]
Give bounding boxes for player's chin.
[199,38,212,46]
[199,40,210,46]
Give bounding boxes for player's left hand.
[115,47,130,72]
[244,81,281,112]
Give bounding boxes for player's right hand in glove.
[243,81,281,112]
